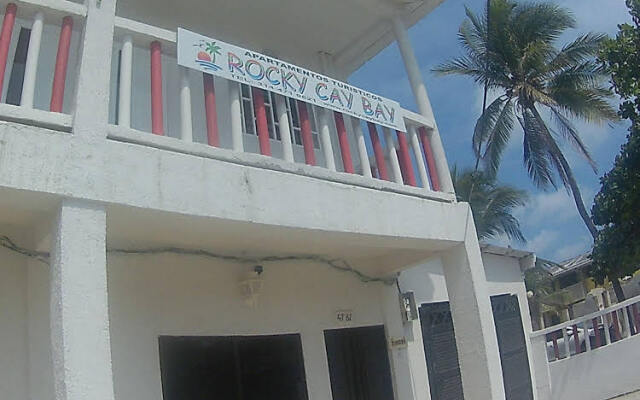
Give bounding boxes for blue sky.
[350,0,633,262]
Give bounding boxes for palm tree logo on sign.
[194,40,222,72]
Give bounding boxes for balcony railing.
[0,0,85,129]
[0,1,453,200]
[532,294,640,362]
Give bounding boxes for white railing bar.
[622,308,631,338]
[0,0,86,18]
[275,94,294,163]
[532,294,640,337]
[584,320,592,352]
[402,108,435,130]
[562,328,570,358]
[117,35,132,128]
[383,127,403,184]
[351,118,372,179]
[228,83,244,152]
[114,16,176,46]
[178,66,192,142]
[317,107,336,171]
[603,314,612,345]
[20,11,43,108]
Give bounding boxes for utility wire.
[0,235,396,285]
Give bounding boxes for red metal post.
[203,73,219,147]
[633,304,640,335]
[418,127,441,191]
[297,101,315,165]
[551,331,560,360]
[573,324,580,354]
[592,318,601,348]
[252,87,271,156]
[612,311,621,341]
[367,122,389,181]
[334,112,354,173]
[150,41,164,135]
[0,3,17,98]
[50,16,73,112]
[397,130,417,186]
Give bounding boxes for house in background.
[529,252,640,329]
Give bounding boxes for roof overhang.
[116,0,446,77]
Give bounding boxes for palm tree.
[452,166,528,243]
[436,0,619,239]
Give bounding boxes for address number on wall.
[336,310,353,323]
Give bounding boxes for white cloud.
[525,229,562,255]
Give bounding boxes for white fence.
[531,294,640,400]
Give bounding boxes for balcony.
[0,0,454,203]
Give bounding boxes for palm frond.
[522,108,556,189]
[473,96,515,176]
[549,107,597,172]
[548,33,608,73]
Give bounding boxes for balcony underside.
[116,0,446,75]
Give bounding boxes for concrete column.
[50,199,115,400]
[390,16,454,194]
[381,284,417,400]
[72,0,117,139]
[441,204,505,400]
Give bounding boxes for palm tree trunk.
[556,152,599,239]
[612,278,626,302]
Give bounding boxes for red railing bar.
[612,311,621,341]
[297,101,315,166]
[252,87,271,156]
[203,73,219,147]
[396,130,416,186]
[418,126,440,191]
[50,16,73,113]
[367,122,389,181]
[551,331,560,360]
[0,3,17,99]
[150,41,164,135]
[334,113,354,173]
[593,318,601,348]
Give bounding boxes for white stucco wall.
[0,246,29,400]
[398,252,539,400]
[549,334,640,400]
[2,251,400,400]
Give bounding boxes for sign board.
[177,28,406,131]
[390,337,408,349]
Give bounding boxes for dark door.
[159,334,309,400]
[419,302,464,400]
[491,294,534,400]
[324,325,394,400]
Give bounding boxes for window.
[239,83,320,149]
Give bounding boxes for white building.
[0,1,544,399]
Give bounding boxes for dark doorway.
[324,325,394,400]
[491,294,534,400]
[158,334,309,400]
[419,301,464,400]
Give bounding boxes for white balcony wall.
[2,17,82,113]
